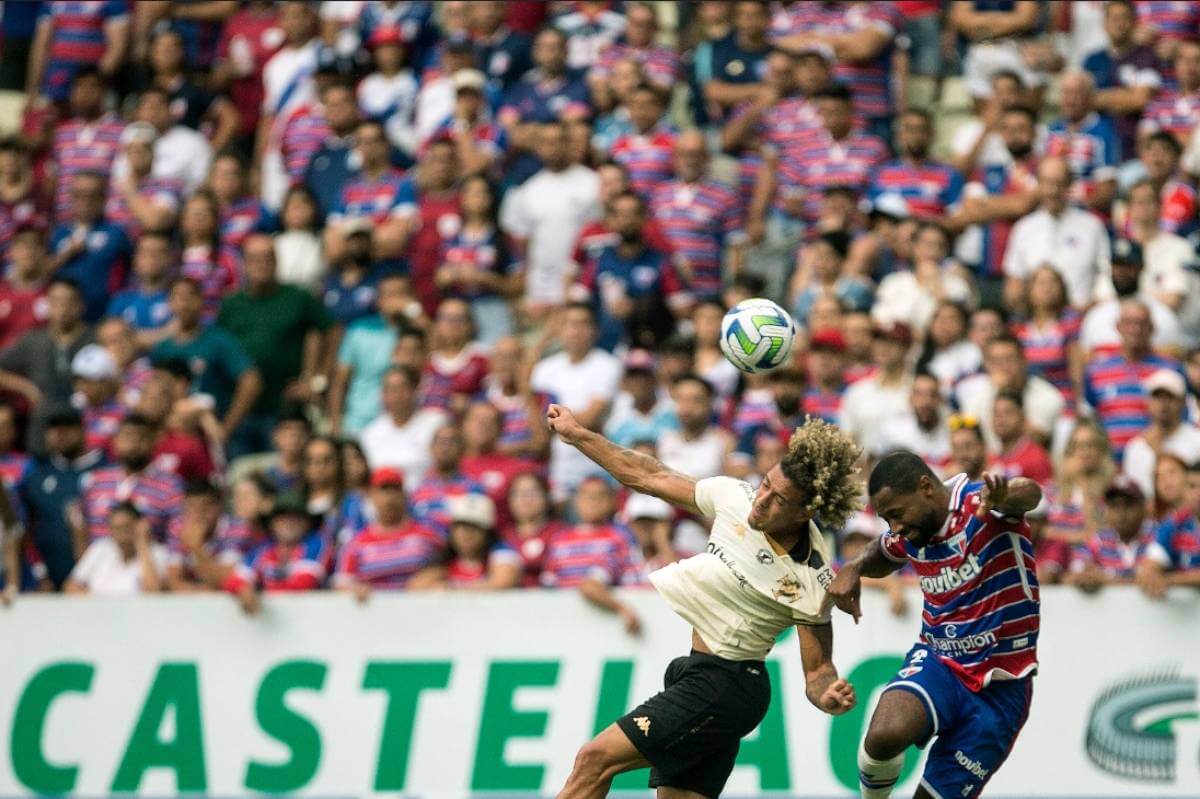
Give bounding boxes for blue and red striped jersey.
[649,178,744,299]
[82,400,124,455]
[220,196,274,251]
[333,521,446,589]
[81,464,183,542]
[881,473,1040,691]
[1140,89,1200,143]
[541,522,637,588]
[868,159,964,219]
[802,387,844,425]
[1072,526,1155,579]
[181,243,243,323]
[51,114,125,222]
[1083,354,1182,457]
[225,532,330,593]
[37,1,128,101]
[105,176,182,238]
[409,475,487,534]
[1044,113,1121,206]
[280,103,332,185]
[1012,311,1081,407]
[330,169,416,225]
[609,129,677,200]
[1136,1,1200,41]
[1149,509,1200,571]
[593,41,680,90]
[781,131,889,227]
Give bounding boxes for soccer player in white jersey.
[547,405,861,799]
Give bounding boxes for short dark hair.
[72,67,103,86]
[672,372,715,398]
[1003,105,1039,124]
[817,230,851,259]
[902,107,933,126]
[813,83,853,104]
[607,189,646,214]
[987,332,1023,356]
[169,276,203,295]
[563,301,597,322]
[120,413,156,432]
[991,69,1025,89]
[995,389,1025,411]
[1144,130,1183,157]
[47,277,84,298]
[109,501,142,520]
[137,229,173,247]
[184,478,222,500]
[384,364,422,390]
[868,450,937,498]
[151,356,193,382]
[276,407,312,430]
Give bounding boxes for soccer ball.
[719,298,798,374]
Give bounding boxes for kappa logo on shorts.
[633,716,651,735]
[898,666,923,678]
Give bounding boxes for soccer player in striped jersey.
[549,408,860,799]
[827,452,1042,799]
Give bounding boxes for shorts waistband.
[688,650,767,672]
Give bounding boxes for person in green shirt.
[150,278,262,444]
[217,233,332,457]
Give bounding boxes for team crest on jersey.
[772,574,801,602]
[898,665,923,678]
[757,549,774,565]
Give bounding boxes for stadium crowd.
[0,0,1198,628]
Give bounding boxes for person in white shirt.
[66,503,166,595]
[955,333,1065,449]
[130,88,213,195]
[1081,240,1191,355]
[873,372,952,468]
[657,374,733,480]
[873,221,976,334]
[360,365,450,480]
[530,303,623,502]
[1003,156,1111,310]
[839,321,916,452]
[356,25,420,154]
[500,121,601,314]
[546,406,858,799]
[950,69,1048,175]
[1122,369,1200,498]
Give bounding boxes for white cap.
[1144,369,1186,398]
[71,344,119,381]
[452,68,487,93]
[120,121,158,147]
[866,192,910,220]
[624,492,673,521]
[449,493,496,530]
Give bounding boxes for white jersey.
[649,476,835,661]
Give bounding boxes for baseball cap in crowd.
[449,493,496,530]
[1111,238,1143,266]
[453,68,487,94]
[1104,475,1144,503]
[120,121,157,147]
[624,349,657,374]
[625,492,673,521]
[368,25,405,48]
[370,466,405,490]
[71,344,118,381]
[872,320,914,346]
[865,193,910,221]
[809,328,846,353]
[793,41,835,64]
[270,491,316,521]
[1144,368,1186,398]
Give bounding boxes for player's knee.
[863,715,909,761]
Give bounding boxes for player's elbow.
[1011,478,1042,513]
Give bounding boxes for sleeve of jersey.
[879,531,910,563]
[693,475,731,518]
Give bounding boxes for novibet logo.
[1085,667,1198,782]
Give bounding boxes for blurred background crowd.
[0,0,1197,628]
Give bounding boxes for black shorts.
[615,650,771,798]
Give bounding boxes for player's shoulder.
[695,475,754,515]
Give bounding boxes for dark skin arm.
[546,404,698,513]
[977,474,1042,518]
[797,623,857,715]
[823,537,906,623]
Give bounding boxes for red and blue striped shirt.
[280,103,332,185]
[541,522,637,587]
[868,158,965,219]
[1140,89,1200,143]
[1149,509,1200,571]
[782,130,889,227]
[1136,1,1200,41]
[409,475,487,534]
[1012,312,1081,407]
[181,243,243,322]
[1083,353,1182,457]
[330,169,415,225]
[1072,526,1155,579]
[37,1,128,101]
[225,533,331,592]
[105,176,182,238]
[220,196,274,251]
[1044,112,1121,206]
[80,464,183,542]
[609,129,677,200]
[881,473,1040,691]
[648,179,744,299]
[51,114,125,222]
[333,521,446,589]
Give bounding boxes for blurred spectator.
[836,510,908,616]
[460,401,540,530]
[65,502,164,595]
[950,70,1040,175]
[1083,299,1183,459]
[409,425,485,534]
[590,2,678,104]
[1150,452,1188,523]
[659,374,732,480]
[140,27,240,149]
[502,471,565,587]
[499,27,591,155]
[1131,133,1198,239]
[178,190,242,321]
[1026,498,1069,584]
[0,278,93,448]
[500,121,601,314]
[839,320,913,450]
[361,365,448,477]
[0,226,52,351]
[341,439,370,492]
[1082,0,1160,161]
[1082,238,1189,357]
[209,151,275,252]
[482,336,552,461]
[301,435,367,546]
[948,413,988,482]
[803,329,848,424]
[1044,71,1121,212]
[608,84,674,200]
[131,87,213,196]
[106,122,181,239]
[1003,157,1110,311]
[1067,475,1153,591]
[1012,266,1082,408]
[691,301,740,400]
[556,1,627,71]
[873,372,951,469]
[106,232,174,347]
[1137,461,1200,598]
[1138,40,1200,147]
[441,492,520,589]
[470,0,533,95]
[871,109,965,222]
[0,139,47,263]
[16,407,101,588]
[914,301,981,396]
[258,1,321,210]
[435,176,521,343]
[357,26,420,155]
[301,82,363,220]
[49,171,131,322]
[530,303,622,502]
[222,490,331,613]
[151,278,262,445]
[166,479,235,592]
[211,1,282,145]
[1048,419,1116,545]
[71,343,123,455]
[429,69,507,178]
[420,298,489,413]
[956,333,1065,450]
[79,413,182,547]
[28,2,129,103]
[135,362,219,484]
[789,231,873,325]
[274,186,326,291]
[218,233,332,458]
[690,0,771,126]
[403,137,462,315]
[874,222,975,334]
[1121,369,1200,498]
[230,409,310,494]
[949,1,1045,103]
[989,389,1054,485]
[541,476,641,635]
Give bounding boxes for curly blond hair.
[780,416,863,530]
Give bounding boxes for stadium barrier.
[0,589,1197,798]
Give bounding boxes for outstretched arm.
[977,474,1041,518]
[547,404,698,513]
[821,537,906,623]
[797,623,856,715]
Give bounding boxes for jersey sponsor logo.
[706,542,750,589]
[954,750,990,780]
[925,629,997,655]
[633,715,651,735]
[917,552,984,593]
[1085,667,1198,782]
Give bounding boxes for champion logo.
[633,716,651,736]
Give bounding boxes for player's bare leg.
[858,690,930,799]
[557,723,651,799]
